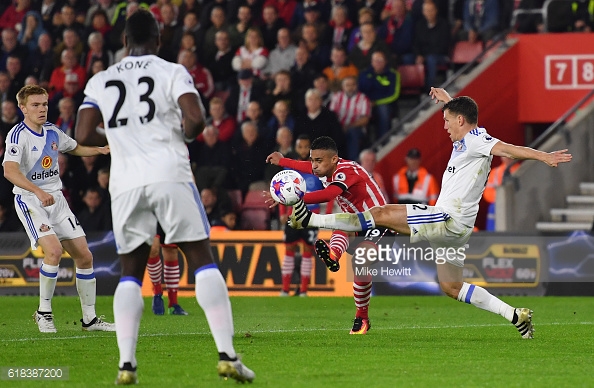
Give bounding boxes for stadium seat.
[227,189,243,213]
[242,189,268,209]
[451,41,484,65]
[240,208,270,230]
[398,64,425,96]
[481,40,503,62]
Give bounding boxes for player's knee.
[74,249,94,269]
[440,281,462,299]
[43,246,63,264]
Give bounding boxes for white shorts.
[14,191,86,249]
[111,182,210,254]
[406,204,473,267]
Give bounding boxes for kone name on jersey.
[115,60,151,73]
[31,169,59,180]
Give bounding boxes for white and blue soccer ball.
[270,170,306,206]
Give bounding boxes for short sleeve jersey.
[436,128,499,227]
[3,121,77,195]
[322,159,387,213]
[80,54,203,199]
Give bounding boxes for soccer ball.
[270,170,306,206]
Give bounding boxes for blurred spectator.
[391,148,438,205]
[210,209,237,232]
[231,27,269,79]
[52,28,84,67]
[358,50,401,140]
[172,11,204,53]
[177,31,197,53]
[263,69,295,116]
[109,1,142,52]
[323,44,359,92]
[229,4,254,49]
[57,152,81,211]
[17,11,47,54]
[327,5,353,48]
[263,27,297,78]
[347,7,374,52]
[572,0,594,32]
[0,72,15,104]
[203,6,230,63]
[329,76,371,160]
[0,132,15,205]
[267,99,295,136]
[261,4,286,51]
[82,32,113,74]
[201,187,226,225]
[6,55,26,99]
[483,156,519,230]
[413,0,450,92]
[52,5,86,46]
[87,58,105,80]
[290,46,317,112]
[300,22,330,71]
[188,125,233,190]
[38,0,63,34]
[294,88,345,155]
[355,0,384,26]
[77,187,112,232]
[348,22,391,71]
[96,167,110,201]
[178,0,202,25]
[24,75,37,85]
[200,0,228,30]
[292,0,332,30]
[87,9,112,42]
[205,96,237,143]
[49,71,84,118]
[178,49,214,103]
[85,0,117,27]
[459,0,500,44]
[264,126,298,182]
[54,97,76,136]
[377,0,415,64]
[26,32,54,88]
[0,0,31,30]
[149,0,178,24]
[226,69,265,123]
[358,148,389,201]
[513,0,545,33]
[157,3,178,62]
[1,28,28,73]
[264,0,297,27]
[206,29,235,91]
[232,120,269,195]
[0,100,19,138]
[73,154,109,212]
[62,0,89,25]
[0,201,21,232]
[312,73,332,107]
[242,100,271,148]
[48,48,86,98]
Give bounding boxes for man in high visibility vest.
[391,148,438,205]
[483,156,519,230]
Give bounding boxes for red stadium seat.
[227,189,243,213]
[240,208,270,230]
[242,189,268,209]
[451,41,484,65]
[398,64,425,96]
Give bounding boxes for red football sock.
[329,231,349,262]
[147,255,162,295]
[164,261,179,307]
[282,274,292,292]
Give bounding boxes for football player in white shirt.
[289,87,572,339]
[3,85,114,334]
[74,9,254,385]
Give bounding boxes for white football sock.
[76,267,97,323]
[308,211,375,231]
[457,282,515,322]
[195,264,236,359]
[114,277,144,369]
[39,263,58,312]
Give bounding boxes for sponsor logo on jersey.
[31,169,59,180]
[39,224,51,232]
[335,172,346,181]
[482,134,494,143]
[9,146,19,156]
[41,156,52,169]
[51,141,58,151]
[32,146,38,151]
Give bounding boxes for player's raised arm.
[490,141,572,167]
[75,106,107,146]
[178,93,206,139]
[429,87,453,104]
[266,151,314,173]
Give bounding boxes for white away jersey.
[80,54,202,198]
[435,128,499,227]
[3,122,77,195]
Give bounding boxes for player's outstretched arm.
[75,107,107,146]
[178,93,206,139]
[491,141,572,167]
[69,144,110,157]
[429,87,453,104]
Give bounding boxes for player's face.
[443,109,464,142]
[310,149,338,178]
[295,139,311,160]
[21,94,48,128]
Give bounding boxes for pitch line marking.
[2,322,592,343]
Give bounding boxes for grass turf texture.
[0,296,593,387]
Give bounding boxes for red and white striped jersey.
[329,91,371,128]
[233,46,269,78]
[322,159,387,213]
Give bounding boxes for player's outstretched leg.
[290,200,375,231]
[315,239,340,272]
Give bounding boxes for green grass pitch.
[1,296,593,387]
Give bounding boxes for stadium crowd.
[0,0,590,232]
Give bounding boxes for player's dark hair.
[311,136,337,153]
[125,9,159,48]
[442,96,478,124]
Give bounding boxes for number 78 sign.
[545,55,594,90]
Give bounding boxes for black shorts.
[345,227,395,255]
[284,224,319,245]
